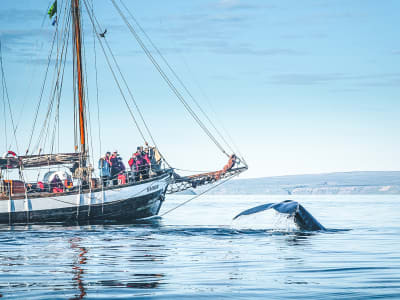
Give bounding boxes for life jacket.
[2,150,18,169]
[64,179,73,189]
[135,153,145,169]
[118,173,126,185]
[143,153,150,165]
[37,181,44,190]
[128,158,135,168]
[135,158,142,171]
[52,187,63,193]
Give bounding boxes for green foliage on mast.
[48,1,57,19]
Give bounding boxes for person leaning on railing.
[128,153,139,182]
[110,151,126,185]
[98,153,111,186]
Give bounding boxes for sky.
[0,0,400,179]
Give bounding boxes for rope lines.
[119,0,238,157]
[1,42,8,152]
[110,0,230,158]
[0,41,20,154]
[83,0,172,167]
[90,0,103,158]
[159,171,240,217]
[27,27,58,153]
[33,2,72,155]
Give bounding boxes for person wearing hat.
[128,153,139,182]
[134,147,144,179]
[110,151,120,184]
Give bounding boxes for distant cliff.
[188,171,400,195]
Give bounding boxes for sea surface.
[0,195,399,299]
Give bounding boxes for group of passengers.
[98,146,162,186]
[26,173,72,194]
[22,147,161,194]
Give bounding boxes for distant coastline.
[180,171,400,195]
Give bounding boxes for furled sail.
[0,153,82,169]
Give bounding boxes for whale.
[233,200,326,231]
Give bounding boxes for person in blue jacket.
[98,153,111,185]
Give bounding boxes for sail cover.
[0,153,82,169]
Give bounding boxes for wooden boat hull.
[0,174,170,224]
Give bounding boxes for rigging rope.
[119,0,237,157]
[158,171,240,217]
[110,0,229,158]
[1,42,7,151]
[50,3,71,155]
[35,6,71,155]
[84,1,172,167]
[0,41,20,154]
[177,54,247,164]
[27,28,58,154]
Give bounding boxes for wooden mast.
[72,0,86,164]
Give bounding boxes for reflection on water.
[70,237,87,299]
[0,195,399,299]
[0,223,169,299]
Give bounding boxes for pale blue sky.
[1,0,399,178]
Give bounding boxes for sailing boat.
[0,0,247,224]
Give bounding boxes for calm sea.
[0,195,399,299]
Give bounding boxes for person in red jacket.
[128,154,136,170]
[128,153,139,182]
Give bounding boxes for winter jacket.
[98,157,111,177]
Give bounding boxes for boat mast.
[72,0,87,165]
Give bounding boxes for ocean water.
[0,195,399,299]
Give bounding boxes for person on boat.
[50,174,64,193]
[110,151,120,184]
[110,151,126,185]
[105,151,111,163]
[143,143,162,174]
[143,148,151,164]
[118,172,127,185]
[118,155,127,184]
[130,147,145,180]
[117,155,126,173]
[25,183,34,193]
[110,151,119,172]
[128,154,136,170]
[133,147,144,181]
[128,153,138,182]
[25,182,43,193]
[142,148,151,178]
[98,154,111,185]
[70,162,79,177]
[38,181,45,192]
[135,147,150,180]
